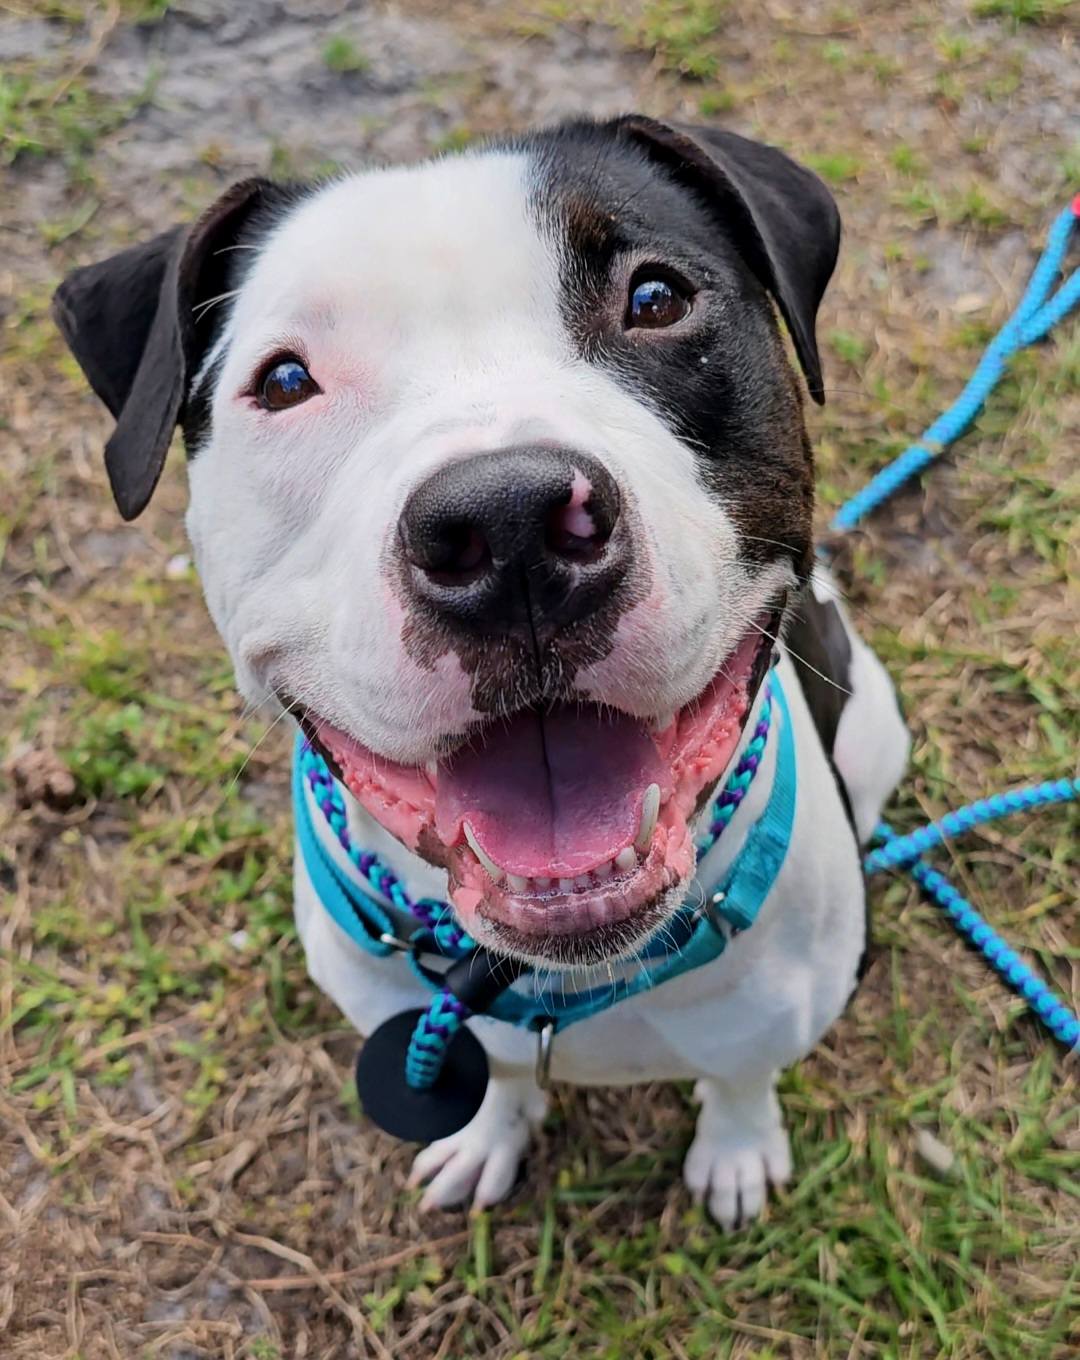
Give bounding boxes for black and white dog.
[54,116,908,1228]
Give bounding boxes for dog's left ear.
[608,116,840,403]
[52,178,277,519]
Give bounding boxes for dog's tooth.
[534,876,552,890]
[615,846,637,873]
[594,860,613,881]
[424,760,438,781]
[634,783,661,852]
[507,873,528,893]
[574,874,591,889]
[463,823,504,883]
[558,878,575,893]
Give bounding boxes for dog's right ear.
[52,179,278,520]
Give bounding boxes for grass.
[972,0,1077,24]
[1,0,1078,1357]
[322,34,370,75]
[0,66,152,175]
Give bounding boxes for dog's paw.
[683,1076,791,1231]
[406,1074,547,1211]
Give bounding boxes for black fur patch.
[181,180,315,456]
[52,179,314,516]
[520,118,834,584]
[786,590,853,757]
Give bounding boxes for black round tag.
[355,1009,489,1142]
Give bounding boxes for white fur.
[183,150,908,1226]
[186,152,791,757]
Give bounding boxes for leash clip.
[535,1019,556,1090]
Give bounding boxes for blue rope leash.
[888,833,1080,1051]
[831,196,1080,533]
[864,778,1080,873]
[832,196,1080,1047]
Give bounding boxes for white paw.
[406,1074,546,1211]
[683,1077,791,1231]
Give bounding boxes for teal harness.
[294,675,796,1132]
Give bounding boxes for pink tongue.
[435,707,669,877]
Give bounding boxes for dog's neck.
[324,677,781,943]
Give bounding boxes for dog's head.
[54,116,839,968]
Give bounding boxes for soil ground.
[1,1,1077,1356]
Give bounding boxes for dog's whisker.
[747,619,852,696]
[224,696,300,795]
[192,287,241,321]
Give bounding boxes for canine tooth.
[558,878,575,893]
[634,783,661,852]
[615,846,637,872]
[424,760,438,780]
[463,823,504,883]
[507,873,528,893]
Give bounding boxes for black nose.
[398,445,628,643]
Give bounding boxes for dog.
[53,115,909,1228]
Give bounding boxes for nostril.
[545,498,611,563]
[408,521,492,587]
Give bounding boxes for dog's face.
[55,117,839,968]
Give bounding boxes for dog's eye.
[626,274,692,330]
[257,358,320,410]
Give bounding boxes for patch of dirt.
[3,0,660,244]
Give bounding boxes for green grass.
[0,65,155,178]
[972,0,1076,24]
[322,34,370,74]
[804,151,864,184]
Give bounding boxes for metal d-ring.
[535,1019,556,1090]
[703,889,737,941]
[378,931,416,953]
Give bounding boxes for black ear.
[608,116,840,404]
[52,179,279,519]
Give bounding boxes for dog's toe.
[406,1073,545,1211]
[683,1076,791,1231]
[684,1130,789,1230]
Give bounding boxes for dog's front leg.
[683,1071,791,1230]
[407,1060,547,1211]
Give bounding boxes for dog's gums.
[302,623,773,963]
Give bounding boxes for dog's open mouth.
[300,617,776,964]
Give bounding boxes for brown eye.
[626,274,692,329]
[258,357,320,410]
